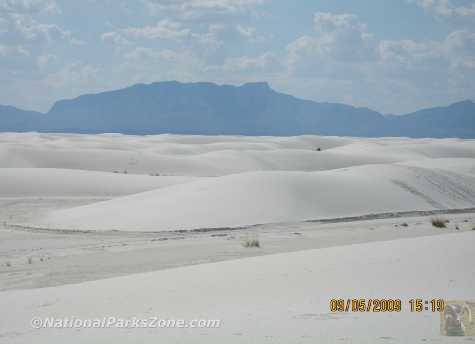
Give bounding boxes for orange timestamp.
[330,298,402,312]
[330,298,446,313]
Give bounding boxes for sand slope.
[1,133,474,231]
[2,133,474,177]
[0,168,195,197]
[1,232,473,343]
[38,160,475,231]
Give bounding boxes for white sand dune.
[0,133,354,176]
[2,133,474,177]
[1,133,474,231]
[1,133,475,343]
[0,142,390,176]
[1,232,473,343]
[0,168,196,197]
[399,157,475,176]
[38,160,475,231]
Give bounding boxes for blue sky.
[0,0,474,114]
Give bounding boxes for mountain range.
[1,81,474,138]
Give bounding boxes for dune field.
[1,132,475,343]
[0,133,474,231]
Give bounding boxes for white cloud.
[191,23,225,47]
[445,29,475,54]
[0,43,29,56]
[121,19,191,41]
[312,12,373,60]
[445,30,475,86]
[207,52,280,72]
[45,62,100,89]
[236,24,254,37]
[0,0,60,14]
[123,46,169,61]
[36,53,55,69]
[409,0,475,17]
[11,15,71,41]
[144,0,268,19]
[376,29,475,108]
[102,21,228,49]
[0,12,82,48]
[378,29,475,66]
[119,46,204,83]
[288,12,373,67]
[378,40,442,64]
[283,11,475,112]
[236,24,263,42]
[287,12,374,78]
[101,31,132,46]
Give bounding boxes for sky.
[0,0,474,114]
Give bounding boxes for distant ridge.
[1,81,474,138]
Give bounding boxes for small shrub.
[472,226,475,231]
[5,261,11,267]
[27,257,33,264]
[431,217,448,228]
[243,239,260,248]
[401,223,409,227]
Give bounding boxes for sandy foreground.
[0,133,475,343]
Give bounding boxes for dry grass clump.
[243,238,260,248]
[431,217,448,228]
[242,232,260,248]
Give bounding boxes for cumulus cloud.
[375,29,475,109]
[288,12,373,65]
[0,2,473,115]
[378,29,475,67]
[119,46,204,83]
[287,12,374,78]
[122,19,191,41]
[144,0,268,19]
[191,23,225,47]
[236,24,263,42]
[378,40,442,64]
[102,21,229,51]
[10,15,71,41]
[283,10,475,112]
[0,2,81,47]
[101,31,133,46]
[0,0,59,14]
[409,0,475,17]
[36,53,55,69]
[0,43,29,56]
[206,52,280,72]
[45,62,100,89]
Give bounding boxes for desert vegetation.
[242,233,260,248]
[431,217,448,228]
[243,239,260,248]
